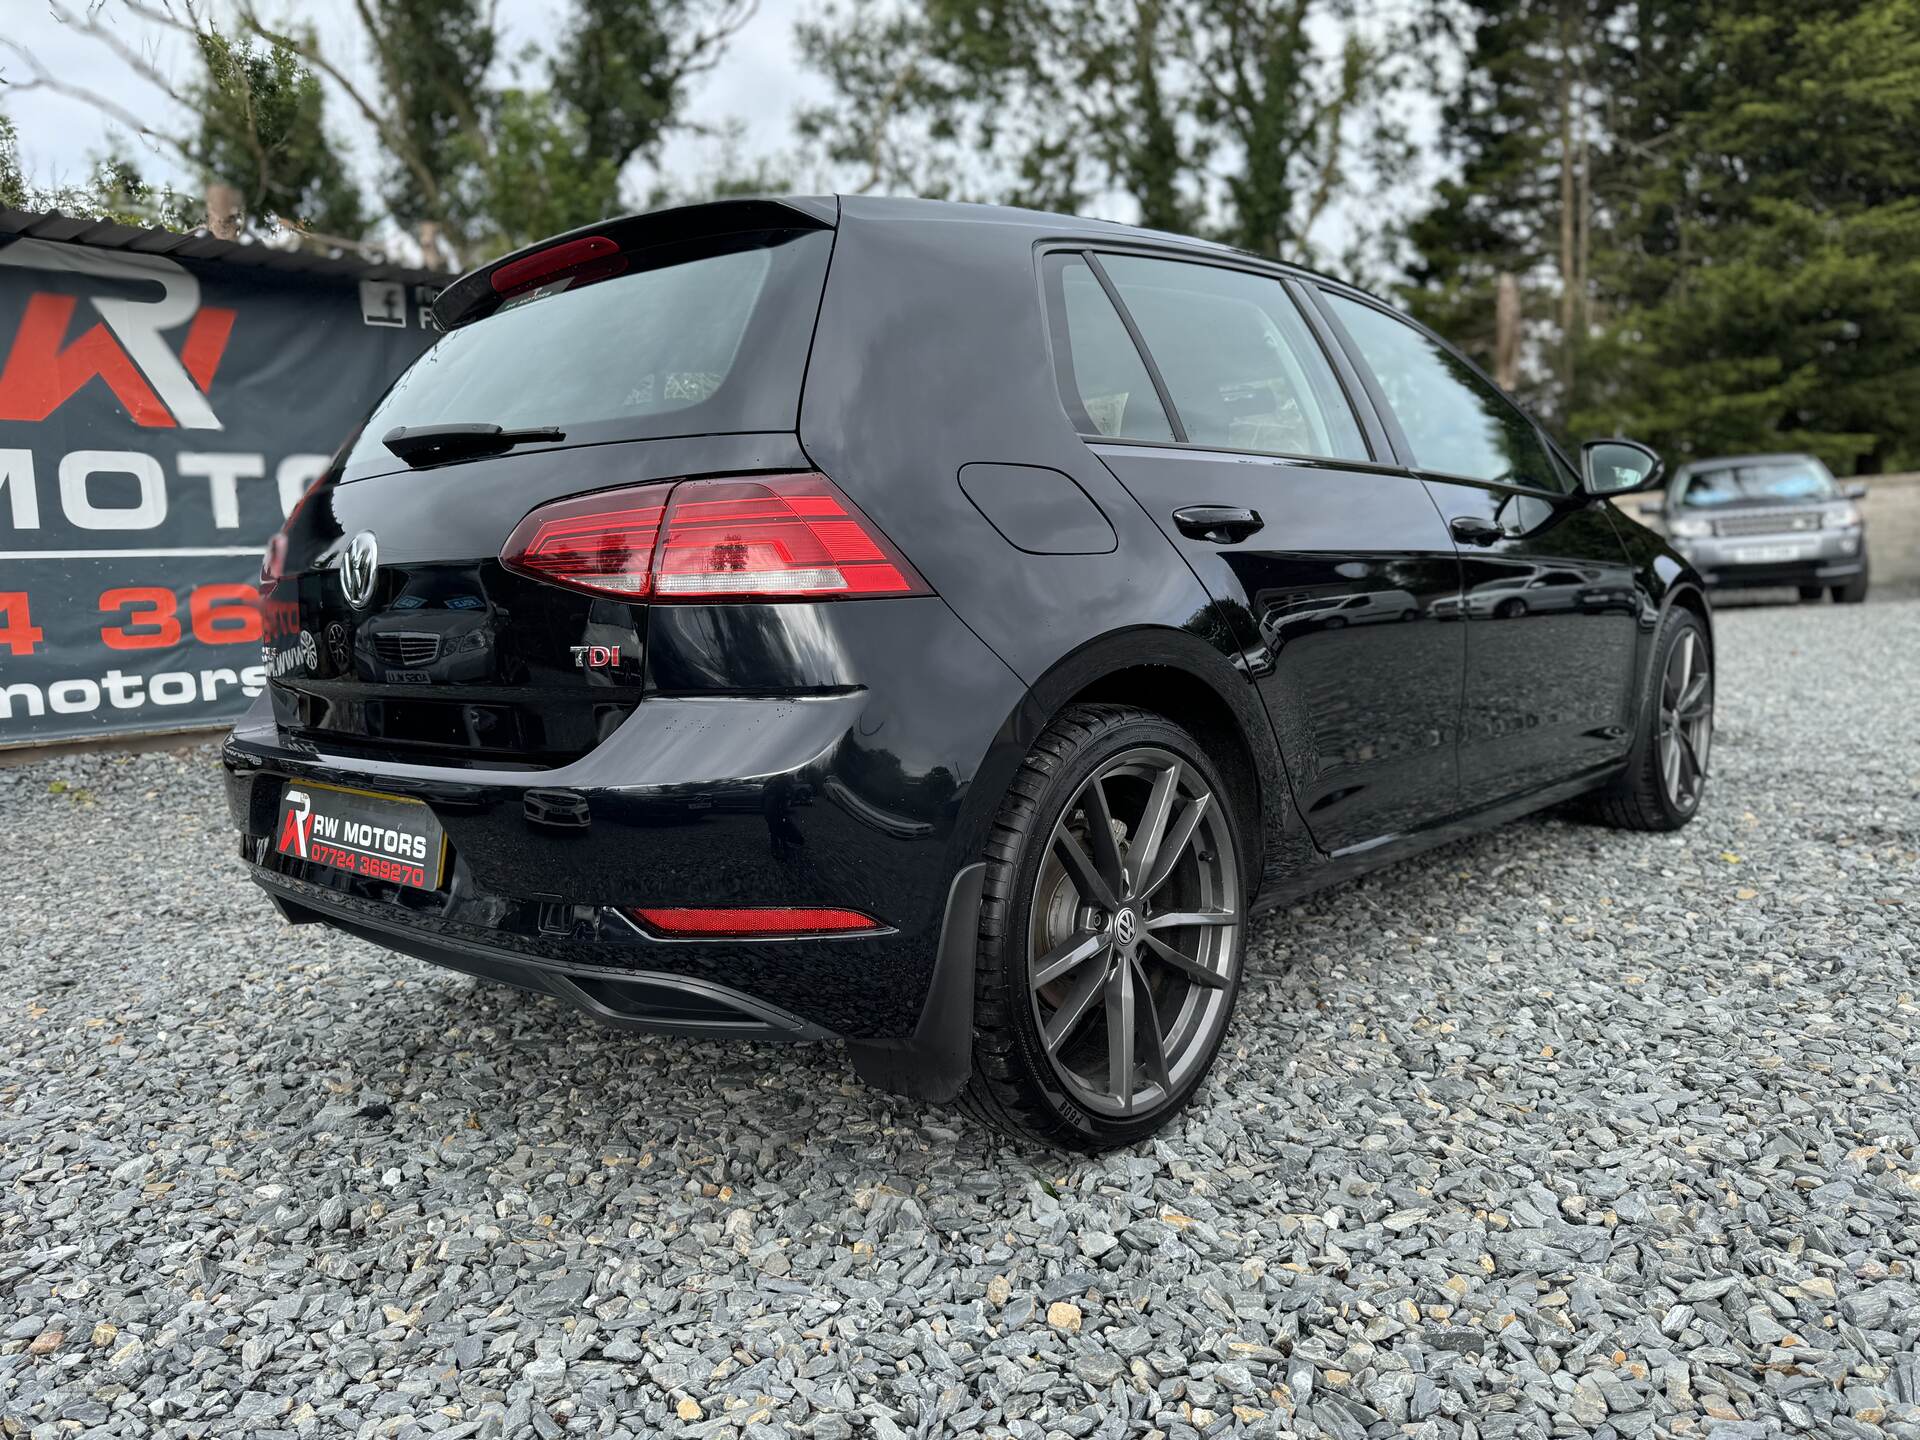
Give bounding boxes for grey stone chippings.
[2,599,1918,1439]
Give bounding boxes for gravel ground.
[3,599,1917,1440]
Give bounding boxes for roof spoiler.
[431,196,838,331]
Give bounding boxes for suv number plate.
[274,781,447,890]
[1730,541,1809,564]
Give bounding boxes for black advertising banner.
[0,235,438,745]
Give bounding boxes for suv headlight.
[1824,502,1862,528]
[1668,516,1713,539]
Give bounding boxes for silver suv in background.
[1660,453,1869,603]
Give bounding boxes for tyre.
[959,704,1248,1149]
[1833,575,1869,604]
[1798,584,1823,602]
[1587,606,1713,832]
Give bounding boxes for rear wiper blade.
[382,422,565,467]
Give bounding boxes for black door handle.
[1449,514,1503,546]
[1173,505,1264,544]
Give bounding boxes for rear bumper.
[258,871,834,1040]
[223,595,1025,1050]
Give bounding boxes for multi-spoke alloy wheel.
[1026,747,1239,1117]
[960,705,1249,1148]
[1658,627,1712,812]
[1588,607,1713,833]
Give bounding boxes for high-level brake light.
[489,235,624,298]
[500,472,931,602]
[629,906,886,938]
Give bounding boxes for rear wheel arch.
[956,626,1280,898]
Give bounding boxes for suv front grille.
[1713,510,1822,538]
[371,632,440,667]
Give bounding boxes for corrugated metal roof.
[0,208,455,286]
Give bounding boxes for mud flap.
[846,861,984,1103]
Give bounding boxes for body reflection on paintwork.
[1422,483,1641,802]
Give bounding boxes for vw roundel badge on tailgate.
[275,781,447,890]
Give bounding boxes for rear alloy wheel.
[960,705,1247,1149]
[1587,607,1713,832]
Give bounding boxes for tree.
[2,1,366,239]
[1576,0,1920,472]
[186,23,367,238]
[796,0,1409,265]
[0,112,24,210]
[1399,0,1627,425]
[5,0,755,263]
[245,0,757,262]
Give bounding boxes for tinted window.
[1678,459,1836,507]
[348,229,831,474]
[1048,256,1175,442]
[1323,292,1562,490]
[1100,255,1367,460]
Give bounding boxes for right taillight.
[500,472,931,602]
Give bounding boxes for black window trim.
[1036,240,1385,469]
[1305,282,1579,502]
[1038,250,1180,445]
[1082,252,1188,444]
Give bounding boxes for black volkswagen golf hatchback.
[228,196,1713,1148]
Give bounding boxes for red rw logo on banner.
[0,240,235,429]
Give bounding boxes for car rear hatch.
[258,199,838,768]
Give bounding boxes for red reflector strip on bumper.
[630,906,883,938]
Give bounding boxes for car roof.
[436,192,1370,330]
[831,193,1356,290]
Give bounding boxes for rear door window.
[346,228,832,477]
[1098,255,1368,461]
[1044,254,1176,442]
[1320,290,1563,491]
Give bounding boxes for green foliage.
[0,112,24,210]
[0,116,197,229]
[1408,0,1920,473]
[1575,0,1920,472]
[448,88,624,254]
[186,26,367,237]
[554,0,684,165]
[364,0,499,231]
[796,0,1407,262]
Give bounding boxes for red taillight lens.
[654,474,924,598]
[500,473,931,602]
[490,235,624,297]
[500,487,666,597]
[630,906,885,938]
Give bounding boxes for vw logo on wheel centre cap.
[340,530,379,609]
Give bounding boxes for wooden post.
[1494,272,1521,393]
[417,221,447,272]
[205,183,243,241]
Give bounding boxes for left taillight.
[500,472,932,602]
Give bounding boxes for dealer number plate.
[274,780,447,890]
[1730,542,1809,564]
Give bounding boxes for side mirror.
[1582,439,1665,497]
[1842,480,1868,501]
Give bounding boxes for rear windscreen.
[344,227,832,477]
